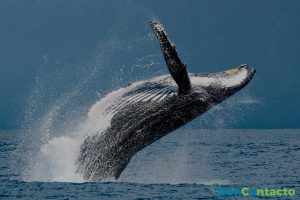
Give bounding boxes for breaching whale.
[77,21,256,181]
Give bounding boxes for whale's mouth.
[226,64,256,89]
[190,64,256,89]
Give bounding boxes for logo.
[210,184,296,197]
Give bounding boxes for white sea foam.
[23,86,130,182]
[27,136,83,182]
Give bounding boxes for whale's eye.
[225,68,239,75]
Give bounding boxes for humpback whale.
[77,21,256,181]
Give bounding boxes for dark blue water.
[1,129,299,199]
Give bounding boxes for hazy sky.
[0,0,299,130]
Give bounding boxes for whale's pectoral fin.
[151,20,191,95]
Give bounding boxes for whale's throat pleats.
[151,21,191,95]
[108,82,177,115]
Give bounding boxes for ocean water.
[1,129,299,199]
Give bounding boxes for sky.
[0,0,299,130]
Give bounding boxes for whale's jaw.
[191,64,255,90]
[190,64,256,103]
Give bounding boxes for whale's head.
[190,64,256,103]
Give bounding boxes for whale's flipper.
[151,20,191,95]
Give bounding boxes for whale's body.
[77,21,256,181]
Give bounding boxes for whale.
[77,20,256,181]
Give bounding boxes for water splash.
[23,92,120,182]
[27,136,83,182]
[14,17,162,182]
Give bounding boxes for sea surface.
[1,129,299,199]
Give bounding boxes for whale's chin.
[226,64,256,90]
